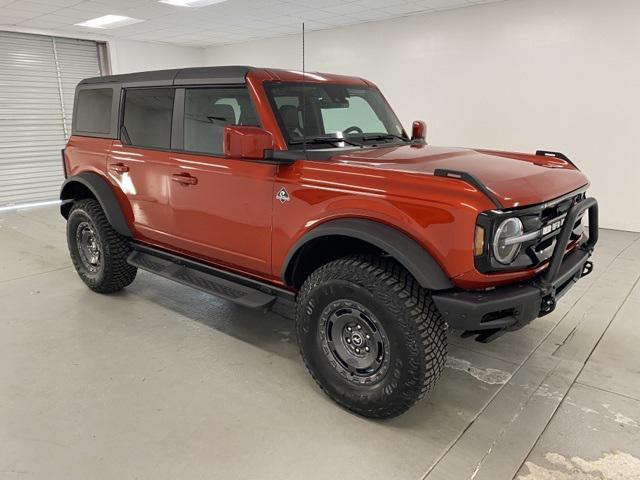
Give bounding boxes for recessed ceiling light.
[75,15,143,29]
[159,0,229,7]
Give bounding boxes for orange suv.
[60,66,598,418]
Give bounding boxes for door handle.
[171,173,198,186]
[108,163,129,173]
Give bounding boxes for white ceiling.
[0,0,504,47]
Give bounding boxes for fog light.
[493,217,523,264]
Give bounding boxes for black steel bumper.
[432,197,598,342]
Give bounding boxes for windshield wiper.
[289,136,362,147]
[359,133,410,143]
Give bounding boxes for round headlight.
[493,217,524,265]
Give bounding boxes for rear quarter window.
[75,88,113,135]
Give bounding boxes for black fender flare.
[60,172,132,237]
[281,219,453,291]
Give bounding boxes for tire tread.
[68,199,137,293]
[296,255,447,418]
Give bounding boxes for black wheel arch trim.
[60,172,132,237]
[282,218,453,291]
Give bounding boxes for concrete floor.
[1,205,639,480]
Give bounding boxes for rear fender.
[60,172,131,237]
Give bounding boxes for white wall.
[109,39,205,74]
[204,0,640,232]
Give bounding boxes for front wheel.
[296,255,447,419]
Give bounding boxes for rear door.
[107,87,176,244]
[166,86,275,276]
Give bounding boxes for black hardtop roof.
[78,66,371,89]
[79,65,253,87]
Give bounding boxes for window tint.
[184,88,259,155]
[321,96,385,134]
[122,88,174,149]
[75,88,113,135]
[266,83,405,147]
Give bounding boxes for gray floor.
[1,206,639,480]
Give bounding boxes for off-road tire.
[67,199,137,293]
[296,255,447,419]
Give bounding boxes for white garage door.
[0,31,106,207]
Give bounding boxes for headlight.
[492,217,524,264]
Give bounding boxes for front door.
[165,86,275,276]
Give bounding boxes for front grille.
[522,192,586,266]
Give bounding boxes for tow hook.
[540,295,556,316]
[581,260,594,277]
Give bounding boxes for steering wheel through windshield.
[342,126,363,136]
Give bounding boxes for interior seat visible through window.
[122,88,174,149]
[237,96,259,126]
[279,105,303,139]
[184,87,259,155]
[185,103,235,154]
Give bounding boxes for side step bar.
[127,245,293,309]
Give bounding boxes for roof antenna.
[302,22,308,160]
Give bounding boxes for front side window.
[265,83,406,149]
[75,88,113,135]
[184,87,259,155]
[122,88,174,149]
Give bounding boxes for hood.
[329,144,589,209]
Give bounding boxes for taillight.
[61,148,68,178]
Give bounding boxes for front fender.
[281,218,453,291]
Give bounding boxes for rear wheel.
[296,255,447,419]
[67,199,137,293]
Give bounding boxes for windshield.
[265,82,407,148]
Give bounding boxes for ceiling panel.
[0,0,506,47]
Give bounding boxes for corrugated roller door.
[0,31,64,206]
[0,31,102,207]
[54,37,102,139]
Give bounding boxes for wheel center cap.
[351,333,364,346]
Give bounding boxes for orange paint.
[64,68,590,291]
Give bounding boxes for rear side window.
[183,87,258,155]
[122,88,174,149]
[75,88,113,135]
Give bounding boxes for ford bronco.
[60,66,598,418]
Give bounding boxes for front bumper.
[432,197,598,342]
